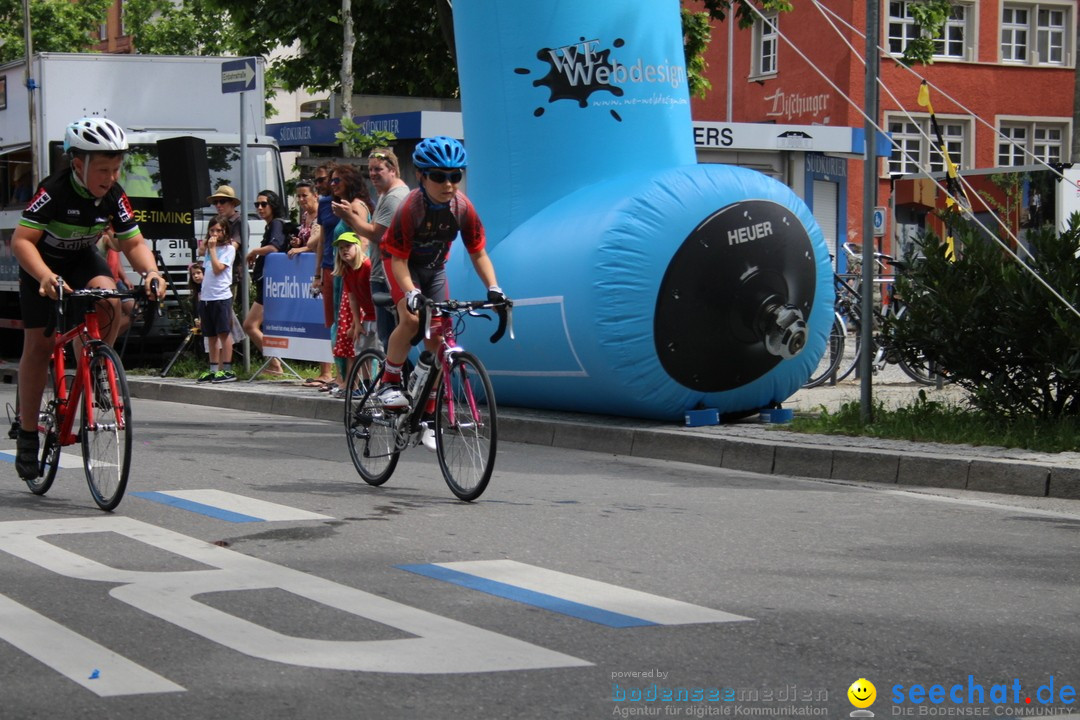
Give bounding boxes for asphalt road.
[1,388,1078,720]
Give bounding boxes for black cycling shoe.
[15,429,39,480]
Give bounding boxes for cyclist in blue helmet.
[376,136,509,450]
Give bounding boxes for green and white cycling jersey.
[19,168,141,261]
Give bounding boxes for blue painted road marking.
[398,560,752,628]
[398,563,657,628]
[130,490,333,523]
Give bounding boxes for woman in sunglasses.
[242,189,287,375]
[374,136,508,450]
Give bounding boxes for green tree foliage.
[700,0,793,27]
[888,218,1080,419]
[334,118,395,157]
[209,0,457,97]
[123,0,238,56]
[900,0,954,66]
[682,8,713,100]
[0,0,111,64]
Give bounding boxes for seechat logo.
[849,678,877,718]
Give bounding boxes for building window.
[119,0,127,36]
[935,5,969,58]
[98,22,108,41]
[1002,7,1029,61]
[889,1,973,60]
[1002,3,1072,65]
[999,121,1068,164]
[751,13,778,77]
[887,115,970,176]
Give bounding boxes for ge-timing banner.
[261,253,331,362]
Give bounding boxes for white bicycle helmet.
[63,117,129,154]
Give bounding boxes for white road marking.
[0,592,185,696]
[0,517,591,676]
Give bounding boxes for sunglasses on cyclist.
[424,170,463,184]
[253,201,270,208]
[314,176,329,183]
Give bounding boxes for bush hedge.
[887,215,1080,419]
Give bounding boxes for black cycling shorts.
[19,249,113,331]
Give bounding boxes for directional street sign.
[221,58,256,94]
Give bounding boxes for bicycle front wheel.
[81,343,132,511]
[435,351,497,502]
[803,313,846,389]
[345,348,400,486]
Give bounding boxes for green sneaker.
[197,370,214,383]
[212,370,237,383]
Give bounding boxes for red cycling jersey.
[381,189,485,270]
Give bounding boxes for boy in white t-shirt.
[197,218,238,383]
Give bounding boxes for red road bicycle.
[11,284,155,511]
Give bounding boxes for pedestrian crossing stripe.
[0,449,83,469]
[397,560,752,628]
[130,489,333,522]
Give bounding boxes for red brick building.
[689,0,1075,260]
[90,0,133,55]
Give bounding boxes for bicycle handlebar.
[411,297,515,347]
[49,279,161,337]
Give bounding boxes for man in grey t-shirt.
[363,148,410,348]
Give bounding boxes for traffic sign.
[221,58,256,94]
[872,206,887,236]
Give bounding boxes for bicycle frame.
[400,313,470,441]
[46,299,122,448]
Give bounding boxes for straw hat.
[206,185,240,205]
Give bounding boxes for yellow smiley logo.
[848,678,876,708]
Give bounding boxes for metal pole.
[726,15,734,122]
[860,0,880,424]
[22,0,37,185]
[239,85,251,373]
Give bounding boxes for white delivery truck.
[0,52,285,353]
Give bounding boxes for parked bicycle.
[804,243,940,388]
[343,296,513,502]
[7,283,156,510]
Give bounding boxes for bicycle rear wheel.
[890,305,944,386]
[435,351,497,502]
[21,367,63,495]
[803,313,846,389]
[82,343,132,511]
[345,348,400,485]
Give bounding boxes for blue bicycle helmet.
[413,136,467,169]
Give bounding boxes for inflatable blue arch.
[444,0,833,421]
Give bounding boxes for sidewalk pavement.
[116,372,1080,501]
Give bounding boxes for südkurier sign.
[267,111,463,148]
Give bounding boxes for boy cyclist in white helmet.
[11,116,167,481]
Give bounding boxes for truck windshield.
[119,143,282,210]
